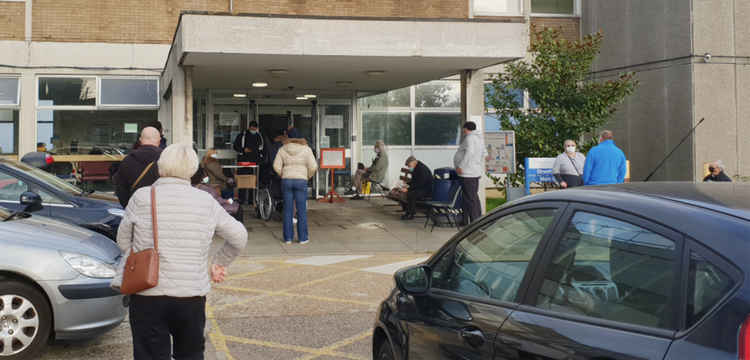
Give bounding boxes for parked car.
[374,182,750,360]
[0,159,123,240]
[0,192,125,358]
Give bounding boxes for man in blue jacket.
[582,130,627,185]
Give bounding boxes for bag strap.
[151,186,159,251]
[131,162,155,191]
[567,154,581,176]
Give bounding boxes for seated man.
[348,140,389,199]
[400,156,433,220]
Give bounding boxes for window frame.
[675,237,743,336]
[0,76,21,107]
[520,202,685,337]
[530,0,581,17]
[99,76,160,108]
[36,75,160,110]
[471,0,523,17]
[427,201,569,308]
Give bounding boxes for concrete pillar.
[18,71,36,157]
[183,66,194,145]
[460,69,489,215]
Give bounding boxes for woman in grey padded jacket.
[552,139,586,188]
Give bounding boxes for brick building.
[0,0,580,196]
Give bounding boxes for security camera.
[704,53,712,63]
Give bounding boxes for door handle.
[460,327,486,348]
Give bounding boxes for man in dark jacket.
[703,160,732,182]
[401,156,432,220]
[233,121,264,205]
[114,127,162,207]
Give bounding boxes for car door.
[0,169,52,216]
[402,203,566,360]
[495,204,683,360]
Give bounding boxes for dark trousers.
[406,189,430,215]
[460,177,481,224]
[129,295,207,360]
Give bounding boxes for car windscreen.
[4,161,83,195]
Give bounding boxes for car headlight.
[60,251,116,278]
[107,208,125,217]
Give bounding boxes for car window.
[432,209,557,302]
[35,188,67,205]
[687,251,734,327]
[535,211,678,329]
[0,171,28,201]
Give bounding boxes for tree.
[487,27,639,178]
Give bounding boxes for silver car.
[0,192,125,358]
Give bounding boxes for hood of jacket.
[282,138,308,156]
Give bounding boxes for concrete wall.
[530,17,580,42]
[0,1,24,41]
[582,0,694,181]
[233,0,469,19]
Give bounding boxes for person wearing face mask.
[348,140,389,200]
[400,156,432,220]
[552,140,586,188]
[703,160,732,182]
[201,149,235,199]
[233,121,264,204]
[191,167,241,220]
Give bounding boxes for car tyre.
[376,341,395,360]
[0,280,52,359]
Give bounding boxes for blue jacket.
[582,140,627,185]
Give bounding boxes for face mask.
[209,153,218,159]
[566,146,576,153]
[249,130,258,135]
[374,148,380,154]
[202,176,210,184]
[409,166,415,172]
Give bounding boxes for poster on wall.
[485,130,516,174]
[320,136,330,148]
[322,115,344,129]
[219,112,241,127]
[124,123,138,134]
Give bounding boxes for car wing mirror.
[20,191,43,213]
[395,265,431,295]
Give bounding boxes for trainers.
[299,239,310,245]
[284,239,292,244]
[293,217,298,224]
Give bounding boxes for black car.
[0,159,123,239]
[374,183,750,360]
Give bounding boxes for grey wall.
[582,0,694,181]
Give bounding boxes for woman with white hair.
[112,143,248,360]
[703,160,732,182]
[348,140,389,200]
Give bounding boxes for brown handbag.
[120,186,160,295]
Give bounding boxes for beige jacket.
[111,177,248,297]
[273,139,318,180]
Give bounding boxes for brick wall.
[530,17,580,42]
[0,2,25,41]
[30,0,470,44]
[32,0,229,43]
[233,0,468,18]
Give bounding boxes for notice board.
[320,148,346,169]
[485,130,516,174]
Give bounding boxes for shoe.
[293,217,298,224]
[344,189,356,196]
[284,239,292,244]
[351,194,363,200]
[401,213,415,220]
[299,239,309,245]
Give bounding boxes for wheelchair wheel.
[257,187,274,221]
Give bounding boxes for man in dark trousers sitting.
[114,127,162,208]
[400,156,432,220]
[233,120,264,205]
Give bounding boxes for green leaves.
[487,27,638,175]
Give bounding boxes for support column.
[18,71,36,157]
[460,69,489,215]
[183,66,194,145]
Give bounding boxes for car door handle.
[460,327,486,348]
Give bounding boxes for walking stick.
[643,117,705,182]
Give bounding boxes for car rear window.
[687,251,735,327]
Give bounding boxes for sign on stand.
[484,130,516,175]
[524,157,556,195]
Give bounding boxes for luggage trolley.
[222,162,263,218]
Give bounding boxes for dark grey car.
[0,194,125,358]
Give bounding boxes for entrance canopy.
[164,13,527,99]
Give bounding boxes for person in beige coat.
[273,138,318,244]
[112,143,247,360]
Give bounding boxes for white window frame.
[471,0,523,17]
[0,76,21,108]
[36,75,160,110]
[529,0,580,17]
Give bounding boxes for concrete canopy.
[166,13,527,98]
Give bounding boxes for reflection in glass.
[213,105,246,150]
[362,87,410,109]
[415,113,461,145]
[415,82,460,108]
[0,78,19,105]
[531,0,574,14]
[101,79,158,105]
[0,109,18,154]
[38,77,97,106]
[362,112,411,146]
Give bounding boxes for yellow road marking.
[215,285,378,307]
[296,330,373,360]
[205,304,235,360]
[225,263,297,280]
[223,335,366,360]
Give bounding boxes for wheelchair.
[256,168,284,221]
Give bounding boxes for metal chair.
[422,184,463,232]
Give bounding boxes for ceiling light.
[366,70,386,77]
[296,96,307,100]
[304,94,317,99]
[251,82,268,88]
[336,81,352,87]
[269,69,289,77]
[233,93,247,98]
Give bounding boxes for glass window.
[0,171,26,202]
[0,78,19,105]
[432,209,557,301]
[362,87,410,109]
[531,0,575,14]
[362,112,411,146]
[485,83,523,110]
[415,82,460,108]
[213,105,246,150]
[484,113,501,132]
[36,110,157,155]
[193,92,207,150]
[415,113,461,146]
[536,211,678,329]
[38,77,96,106]
[0,109,18,154]
[473,0,521,14]
[100,78,158,106]
[687,251,735,327]
[3,160,82,195]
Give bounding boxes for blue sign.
[524,157,556,195]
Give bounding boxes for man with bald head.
[114,126,163,207]
[582,130,627,185]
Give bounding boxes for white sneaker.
[293,217,298,224]
[284,239,292,245]
[299,239,309,245]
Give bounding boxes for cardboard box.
[235,174,256,189]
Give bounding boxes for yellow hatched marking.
[215,285,378,307]
[223,335,366,360]
[296,330,373,360]
[225,263,297,280]
[205,304,235,360]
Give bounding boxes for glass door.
[319,104,352,197]
[210,92,249,160]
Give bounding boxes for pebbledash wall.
[0,0,580,179]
